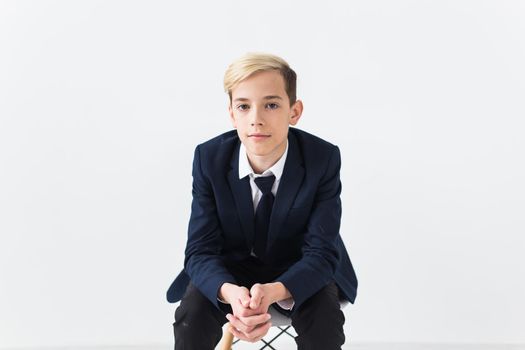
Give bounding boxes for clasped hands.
[219,282,289,343]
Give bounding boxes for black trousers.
[173,281,346,349]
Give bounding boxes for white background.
[1,0,524,348]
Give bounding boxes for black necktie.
[253,175,276,259]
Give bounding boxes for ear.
[289,100,303,126]
[228,103,237,128]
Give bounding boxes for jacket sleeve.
[275,145,343,312]
[183,145,237,307]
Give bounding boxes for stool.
[219,301,348,350]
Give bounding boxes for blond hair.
[223,52,297,106]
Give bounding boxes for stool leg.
[258,326,291,350]
[219,323,234,350]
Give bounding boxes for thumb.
[238,287,251,308]
[249,284,263,309]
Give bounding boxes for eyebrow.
[233,95,283,102]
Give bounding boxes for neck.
[248,157,276,175]
[247,142,286,175]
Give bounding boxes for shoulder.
[289,127,339,160]
[198,129,239,150]
[193,130,239,171]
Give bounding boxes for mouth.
[248,133,271,142]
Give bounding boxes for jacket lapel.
[227,141,255,247]
[226,132,305,252]
[267,131,305,249]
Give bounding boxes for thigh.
[291,282,345,350]
[173,283,229,350]
[175,282,229,324]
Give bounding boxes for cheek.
[276,119,291,132]
[234,119,247,130]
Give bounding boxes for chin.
[247,146,271,157]
[250,150,270,157]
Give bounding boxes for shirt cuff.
[217,296,229,304]
[276,297,295,310]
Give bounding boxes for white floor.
[222,341,525,350]
[2,344,525,350]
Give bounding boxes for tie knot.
[254,175,275,195]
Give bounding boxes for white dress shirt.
[238,141,288,212]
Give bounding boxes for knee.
[173,284,225,338]
[174,303,223,349]
[175,299,222,330]
[292,300,345,332]
[291,283,346,348]
[294,283,343,323]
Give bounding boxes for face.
[228,70,303,164]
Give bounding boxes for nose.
[249,107,264,126]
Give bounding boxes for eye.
[236,104,250,111]
[266,103,279,110]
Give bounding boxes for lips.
[248,133,271,137]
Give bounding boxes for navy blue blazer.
[166,127,358,312]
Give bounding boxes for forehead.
[231,70,287,100]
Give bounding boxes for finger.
[249,284,263,309]
[238,288,251,308]
[238,312,271,327]
[243,321,272,343]
[226,313,255,334]
[228,324,251,342]
[239,297,250,308]
[228,322,272,343]
[232,298,258,317]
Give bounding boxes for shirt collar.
[238,140,289,181]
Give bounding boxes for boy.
[166,52,358,349]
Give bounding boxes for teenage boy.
[167,52,358,349]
